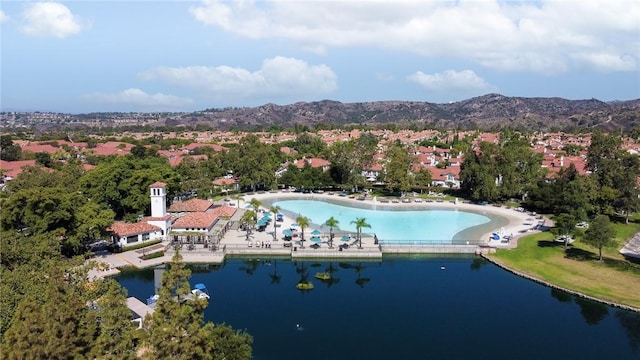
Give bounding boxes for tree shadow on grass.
[602,257,640,273]
[564,247,595,261]
[537,240,562,248]
[564,248,640,274]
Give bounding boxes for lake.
[117,256,640,360]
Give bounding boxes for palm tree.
[350,217,371,249]
[296,215,310,249]
[241,210,256,241]
[324,216,339,249]
[270,205,281,241]
[232,193,243,208]
[249,198,262,213]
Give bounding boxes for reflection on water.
[117,257,640,360]
[575,297,610,326]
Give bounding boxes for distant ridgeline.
[2,94,639,133]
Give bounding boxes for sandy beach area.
[234,191,548,248]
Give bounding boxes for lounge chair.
[248,241,253,248]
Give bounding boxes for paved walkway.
[86,191,547,279]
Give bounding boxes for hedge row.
[116,239,163,253]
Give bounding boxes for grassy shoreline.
[486,230,640,311]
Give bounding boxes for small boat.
[192,283,210,300]
[314,272,331,280]
[296,282,314,290]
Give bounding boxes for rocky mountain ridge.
[181,93,640,132]
[3,94,639,132]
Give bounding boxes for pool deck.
[87,191,546,278]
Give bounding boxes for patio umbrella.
[283,229,293,237]
[311,229,321,236]
[291,223,299,228]
[341,235,351,242]
[310,236,321,243]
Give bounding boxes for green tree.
[324,216,339,249]
[240,210,256,241]
[291,132,326,156]
[34,152,53,168]
[384,144,414,195]
[270,205,281,241]
[553,213,577,249]
[2,266,96,359]
[413,168,432,193]
[0,135,22,161]
[295,215,310,248]
[79,156,180,219]
[325,135,376,191]
[583,215,616,261]
[91,280,137,359]
[460,148,499,202]
[613,153,640,223]
[249,198,262,213]
[229,135,279,191]
[146,250,212,358]
[350,217,371,249]
[586,132,624,215]
[145,251,252,359]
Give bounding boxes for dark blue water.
[117,256,640,360]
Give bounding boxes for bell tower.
[149,182,167,218]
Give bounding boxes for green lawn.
[488,226,640,310]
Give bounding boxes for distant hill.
[4,94,640,132]
[181,94,640,132]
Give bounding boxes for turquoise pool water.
[270,199,493,244]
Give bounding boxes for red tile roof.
[212,177,237,186]
[172,212,219,229]
[182,143,227,152]
[21,143,60,154]
[294,157,330,169]
[210,205,237,218]
[168,198,214,213]
[108,221,160,236]
[149,182,166,188]
[0,160,38,179]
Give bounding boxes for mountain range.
[5,94,640,132]
[176,93,640,132]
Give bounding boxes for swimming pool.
[269,198,499,245]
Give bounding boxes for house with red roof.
[0,159,38,181]
[171,212,221,233]
[429,166,461,188]
[293,157,330,171]
[109,182,171,248]
[108,221,164,246]
[181,143,227,154]
[212,177,239,192]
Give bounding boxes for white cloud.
[0,10,9,23]
[189,0,639,73]
[20,2,87,38]
[139,56,337,101]
[408,70,496,94]
[84,88,194,110]
[571,52,638,72]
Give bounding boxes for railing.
[378,239,484,246]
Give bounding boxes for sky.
[1,0,639,113]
